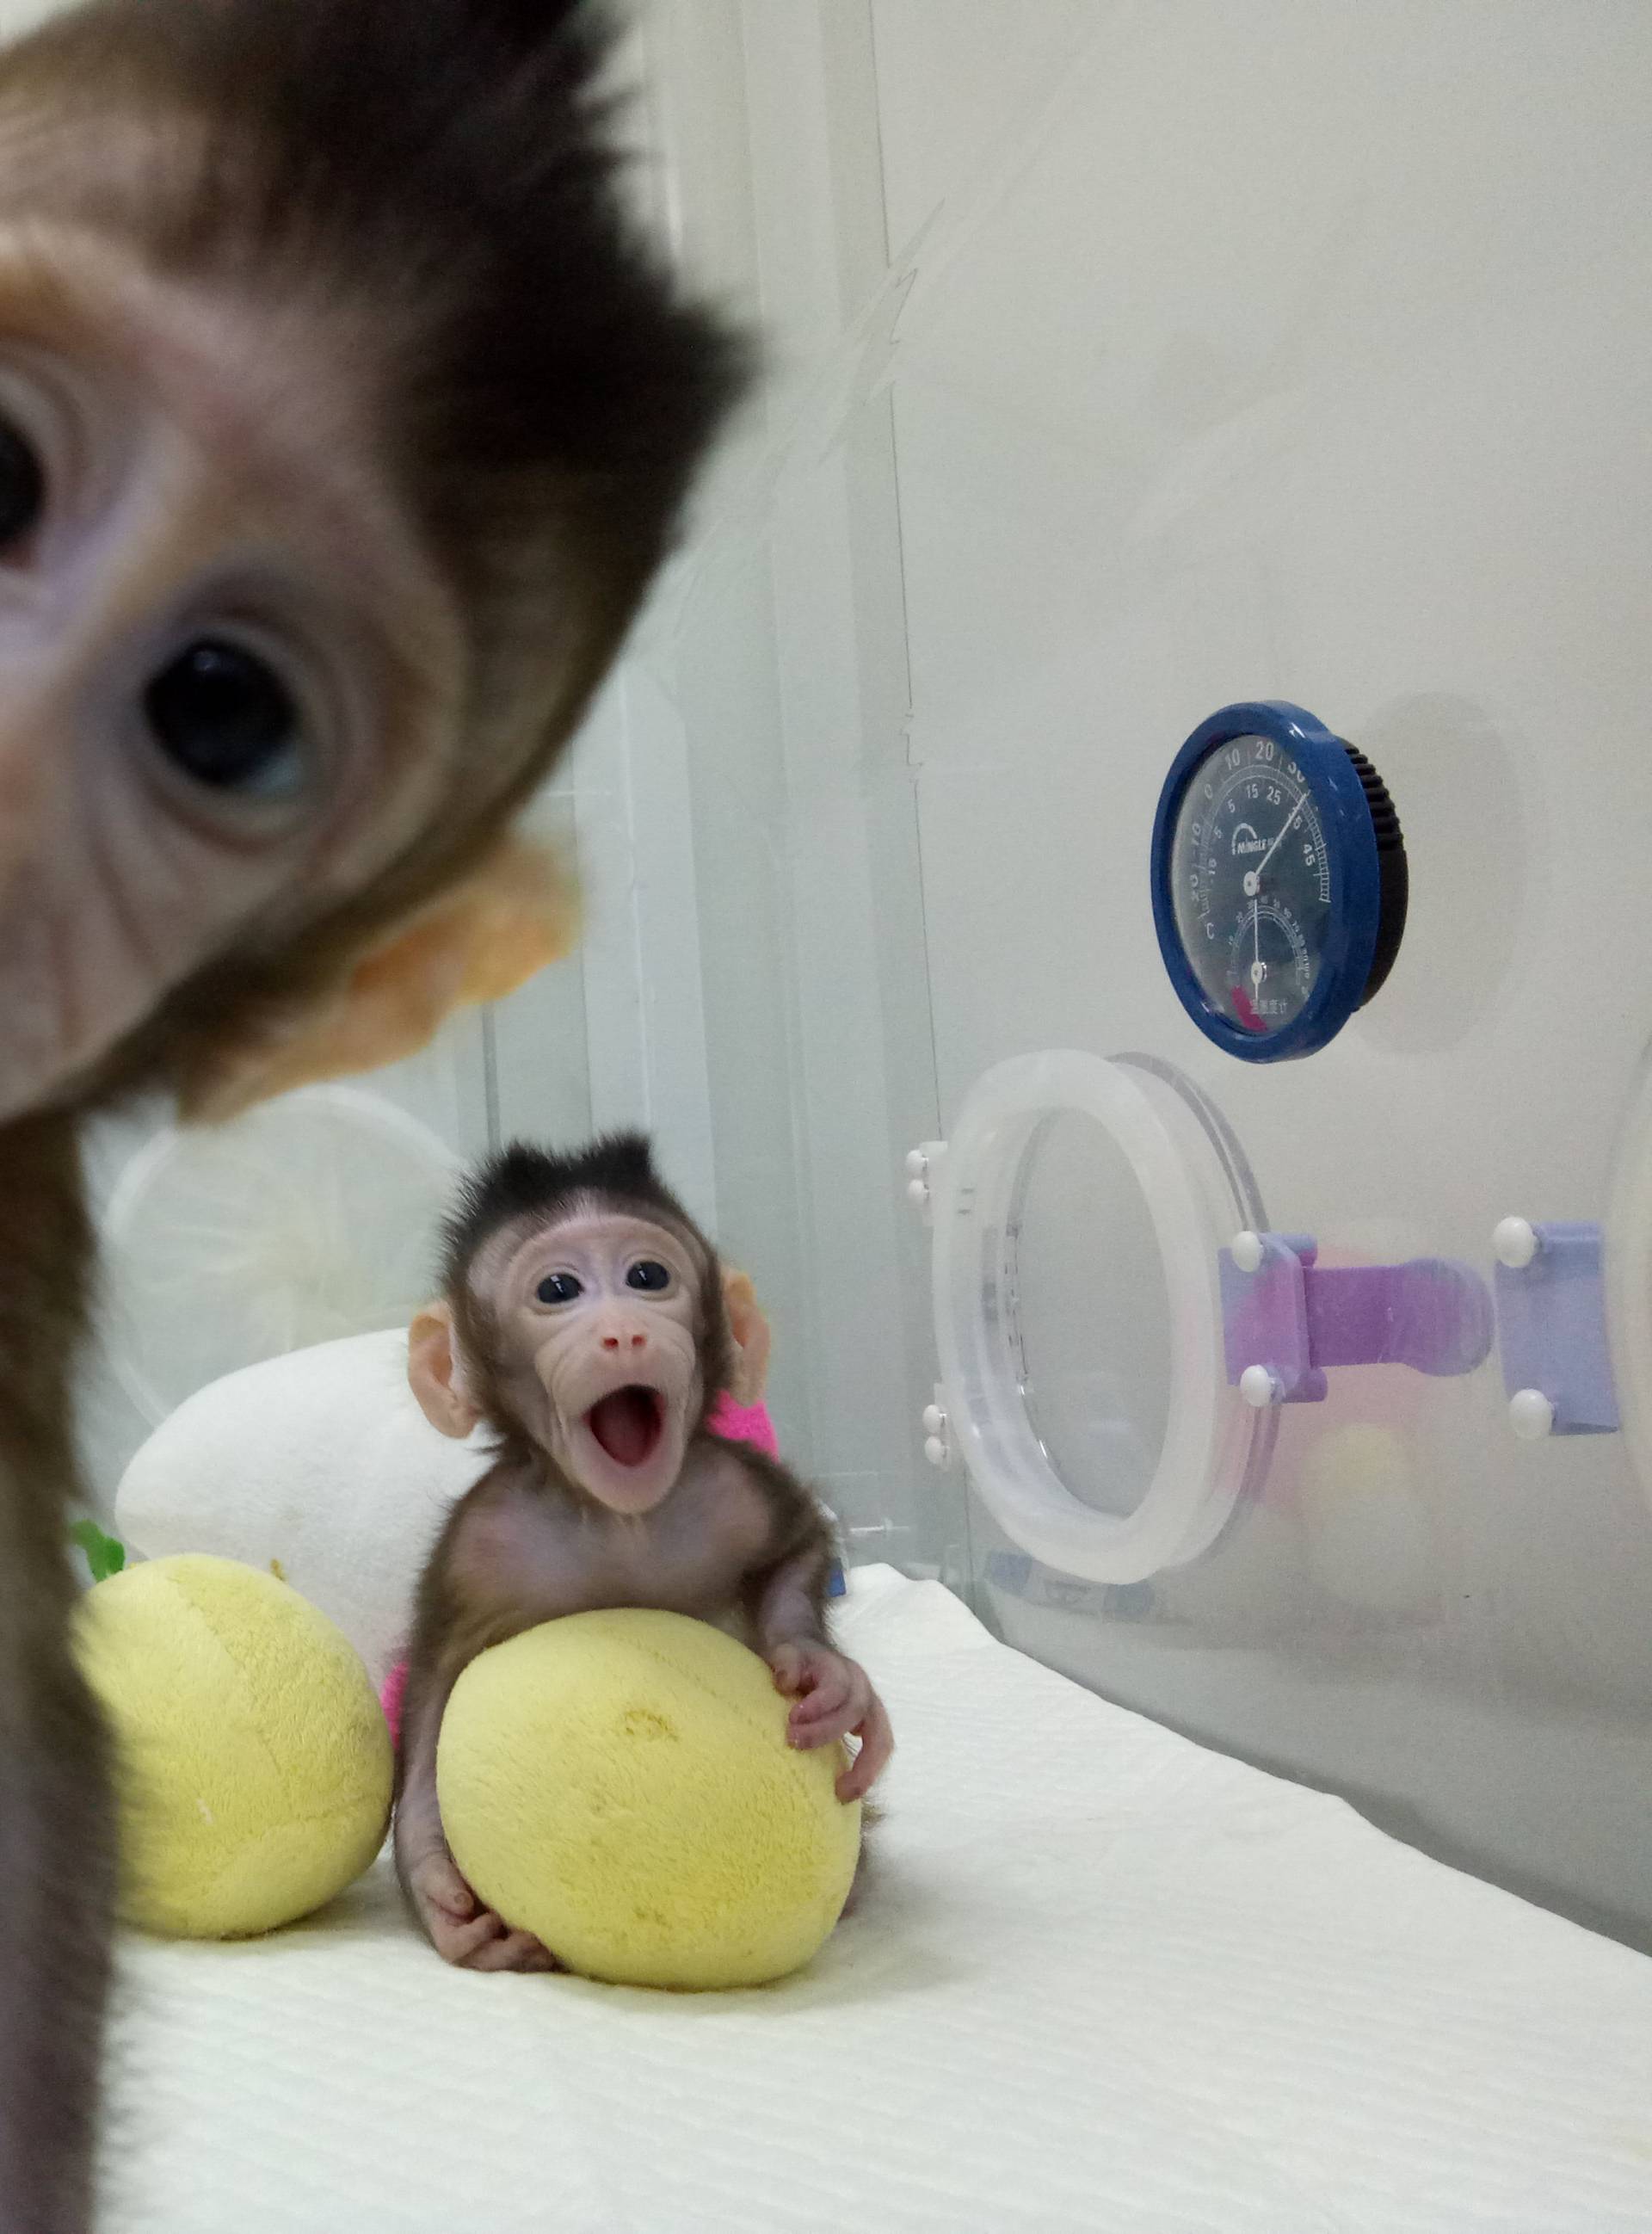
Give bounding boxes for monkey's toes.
[466,1929,562,1974]
[412,1853,479,1920]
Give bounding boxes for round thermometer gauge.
[1150,701,1407,1062]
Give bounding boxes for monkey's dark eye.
[143,639,304,799]
[536,1272,583,1305]
[626,1261,671,1293]
[0,414,44,552]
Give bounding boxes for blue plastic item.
[1494,1221,1620,1437]
[1150,700,1408,1062]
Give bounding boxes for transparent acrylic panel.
[487,790,594,1154]
[632,0,962,1577]
[642,0,1652,1952]
[860,0,1652,1943]
[1010,1109,1170,1520]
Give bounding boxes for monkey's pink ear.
[721,1267,771,1405]
[181,833,580,1122]
[407,1302,483,1441]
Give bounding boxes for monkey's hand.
[403,1846,562,1974]
[767,1640,893,1802]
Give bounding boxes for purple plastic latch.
[1221,1233,1494,1404]
[1493,1221,1619,1436]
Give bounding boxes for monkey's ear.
[180,833,580,1122]
[407,1302,483,1441]
[721,1267,771,1405]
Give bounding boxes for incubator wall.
[61,0,1652,1948]
[601,0,1652,1947]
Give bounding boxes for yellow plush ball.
[74,1554,392,1940]
[438,1609,861,1990]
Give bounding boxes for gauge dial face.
[1168,733,1332,1037]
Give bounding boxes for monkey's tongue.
[587,1386,664,1468]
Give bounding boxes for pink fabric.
[380,1656,409,1746]
[379,1393,779,1747]
[705,1388,780,1458]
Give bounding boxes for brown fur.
[5,0,748,1121]
[0,1114,111,2232]
[391,1145,888,1974]
[444,1134,740,1463]
[0,2,745,2219]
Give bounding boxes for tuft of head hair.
[442,1131,737,1434]
[4,0,749,611]
[441,1131,702,1293]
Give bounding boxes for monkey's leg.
[394,1659,558,1974]
[0,1638,114,2234]
[0,1114,115,2234]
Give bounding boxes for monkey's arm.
[393,1510,561,1972]
[752,1540,894,1804]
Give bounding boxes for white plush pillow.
[114,1329,490,1685]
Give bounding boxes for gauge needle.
[1250,900,1265,995]
[1248,793,1307,889]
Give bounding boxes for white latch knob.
[1508,1387,1556,1440]
[921,1404,944,1436]
[1231,1230,1265,1275]
[1240,1363,1283,1408]
[1494,1217,1539,1271]
[923,1435,948,1467]
[905,1141,946,1225]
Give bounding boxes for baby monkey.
[399,1133,893,1971]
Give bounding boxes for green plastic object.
[70,1519,126,1585]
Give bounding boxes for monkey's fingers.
[787,1669,854,1738]
[767,1643,811,1696]
[836,1695,894,1803]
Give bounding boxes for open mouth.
[585,1385,665,1470]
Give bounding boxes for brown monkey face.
[485,1209,706,1515]
[0,230,465,1121]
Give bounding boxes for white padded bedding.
[105,1566,1652,2233]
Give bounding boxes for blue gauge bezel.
[1150,700,1381,1064]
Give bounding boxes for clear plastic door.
[931,1051,1272,1583]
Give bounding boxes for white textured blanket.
[105,1566,1652,2232]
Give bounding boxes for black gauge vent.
[1342,743,1408,1004]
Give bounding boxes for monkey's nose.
[601,1330,648,1351]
